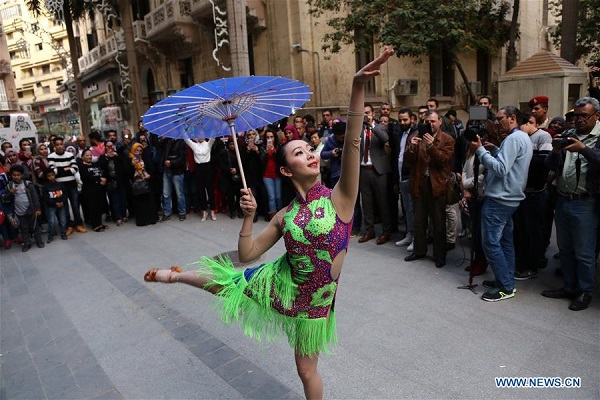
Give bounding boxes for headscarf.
[129,142,145,175]
[283,125,299,142]
[36,142,47,155]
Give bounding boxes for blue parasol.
[142,76,312,189]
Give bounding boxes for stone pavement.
[1,214,598,399]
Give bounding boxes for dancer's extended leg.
[144,267,222,294]
[295,352,323,400]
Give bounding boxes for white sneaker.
[395,233,414,247]
[407,241,414,252]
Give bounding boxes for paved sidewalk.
[1,215,598,399]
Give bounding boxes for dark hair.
[445,109,457,118]
[332,121,347,136]
[44,167,55,178]
[398,107,411,116]
[426,98,439,108]
[275,141,291,178]
[81,148,93,158]
[53,136,64,144]
[478,95,492,104]
[304,114,316,124]
[516,110,532,126]
[19,138,30,148]
[418,105,428,112]
[499,105,520,118]
[321,108,333,116]
[9,164,25,175]
[89,131,101,141]
[364,103,374,112]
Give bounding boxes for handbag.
[131,179,151,196]
[446,172,462,205]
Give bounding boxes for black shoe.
[446,242,455,251]
[36,241,45,249]
[404,253,425,262]
[435,257,446,268]
[61,234,68,240]
[541,287,574,299]
[47,236,54,244]
[22,244,31,253]
[159,214,171,223]
[553,252,560,260]
[568,293,592,311]
[482,280,499,289]
[515,270,538,281]
[179,214,186,221]
[538,257,548,269]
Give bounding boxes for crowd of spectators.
[1,72,599,311]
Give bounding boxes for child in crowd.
[1,164,43,252]
[42,169,68,242]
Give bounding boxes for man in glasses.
[542,97,600,311]
[528,95,550,129]
[470,106,532,302]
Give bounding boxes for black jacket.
[161,139,187,175]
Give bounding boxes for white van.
[0,113,38,151]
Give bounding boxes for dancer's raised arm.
[332,48,394,221]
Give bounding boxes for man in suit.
[358,103,392,245]
[403,110,455,268]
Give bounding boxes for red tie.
[363,127,371,163]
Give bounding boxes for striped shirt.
[48,151,78,184]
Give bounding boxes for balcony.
[190,0,212,19]
[132,20,147,42]
[78,36,118,73]
[144,0,198,44]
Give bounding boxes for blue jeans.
[481,198,518,291]
[162,172,186,216]
[555,196,598,294]
[47,206,67,237]
[107,187,127,221]
[262,177,282,212]
[63,182,83,226]
[399,179,414,235]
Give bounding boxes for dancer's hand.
[353,47,394,84]
[240,188,256,217]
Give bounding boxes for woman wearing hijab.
[129,143,158,226]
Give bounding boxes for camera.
[417,123,432,138]
[553,130,578,148]
[463,123,487,143]
[590,60,600,78]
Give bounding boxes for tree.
[308,0,512,104]
[550,0,600,63]
[27,0,95,137]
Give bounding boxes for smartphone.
[267,138,273,145]
[417,123,431,138]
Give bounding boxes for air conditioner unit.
[394,79,418,96]
[466,81,482,96]
[21,104,33,111]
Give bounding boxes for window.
[429,46,455,97]
[43,86,51,94]
[56,80,63,86]
[7,32,13,40]
[18,91,23,98]
[9,51,17,60]
[36,43,43,51]
[354,33,375,95]
[36,82,42,88]
[42,65,50,74]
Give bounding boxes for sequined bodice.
[273,182,352,318]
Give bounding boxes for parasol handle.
[228,121,248,190]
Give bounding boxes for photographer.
[320,122,346,188]
[404,110,455,268]
[470,106,532,302]
[542,97,600,311]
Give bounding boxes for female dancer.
[144,49,393,399]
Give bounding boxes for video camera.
[553,130,578,149]
[463,105,489,142]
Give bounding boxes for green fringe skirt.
[197,254,338,356]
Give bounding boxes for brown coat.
[403,131,455,198]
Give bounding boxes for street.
[1,214,598,399]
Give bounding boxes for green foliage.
[308,0,511,60]
[549,0,600,62]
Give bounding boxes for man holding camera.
[542,97,600,311]
[404,110,455,268]
[470,106,532,302]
